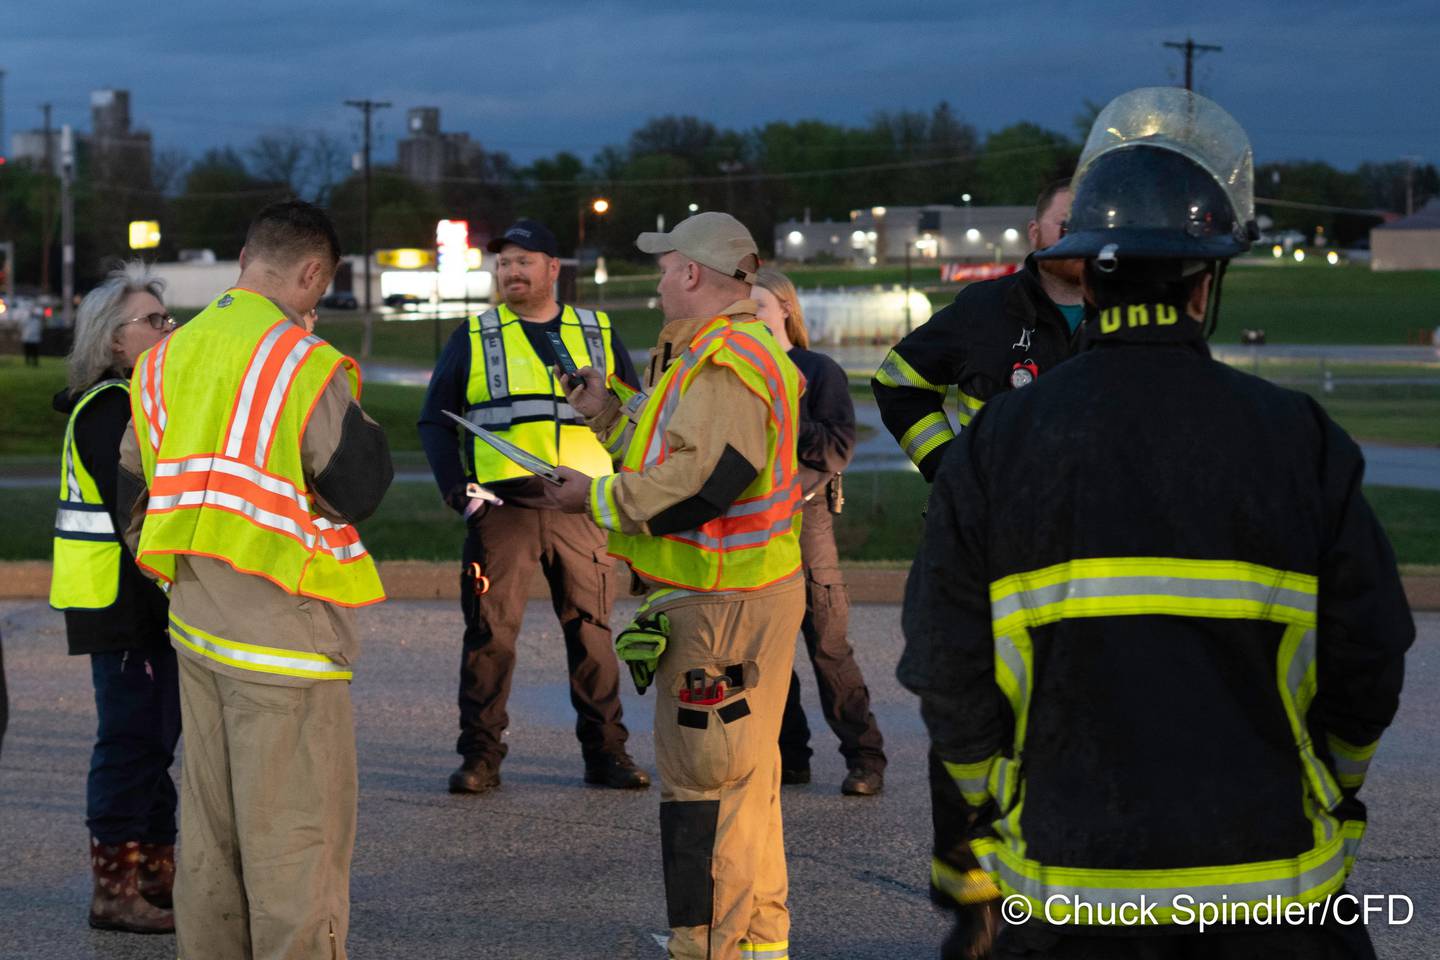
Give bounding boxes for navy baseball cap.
[486,219,559,256]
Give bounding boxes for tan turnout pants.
[174,654,357,960]
[653,575,805,960]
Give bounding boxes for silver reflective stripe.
[147,488,317,549]
[722,333,790,485]
[605,421,635,455]
[169,615,351,678]
[685,512,795,551]
[155,455,309,511]
[722,482,798,518]
[478,309,508,401]
[977,840,1349,912]
[226,322,289,458]
[592,475,618,531]
[55,505,116,536]
[638,584,734,616]
[252,333,321,465]
[990,573,1317,628]
[573,307,607,371]
[995,634,1028,703]
[136,359,160,451]
[312,516,370,561]
[644,331,722,465]
[64,380,130,500]
[466,398,576,428]
[877,352,944,393]
[151,337,169,431]
[743,948,788,960]
[1287,629,1341,810]
[904,417,953,462]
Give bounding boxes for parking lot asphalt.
[1,599,1434,959]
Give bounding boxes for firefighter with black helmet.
[899,87,1414,960]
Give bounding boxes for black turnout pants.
[457,504,627,765]
[778,500,885,773]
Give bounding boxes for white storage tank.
[797,287,933,345]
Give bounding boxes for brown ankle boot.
[137,842,175,909]
[88,838,175,934]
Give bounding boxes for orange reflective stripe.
[145,455,372,564]
[136,338,170,451]
[226,322,321,466]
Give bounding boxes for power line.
[344,98,390,357]
[1162,37,1223,92]
[1254,195,1389,217]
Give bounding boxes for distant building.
[775,204,1033,265]
[1371,198,1440,271]
[397,107,482,187]
[88,89,153,185]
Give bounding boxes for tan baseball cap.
[636,212,759,284]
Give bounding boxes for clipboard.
[443,410,564,485]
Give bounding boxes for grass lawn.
[3,475,1437,566]
[1218,262,1440,345]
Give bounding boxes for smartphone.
[546,330,581,378]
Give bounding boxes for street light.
[787,230,804,246]
[961,193,972,204]
[578,197,611,253]
[688,202,699,213]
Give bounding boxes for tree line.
[1,102,1434,291]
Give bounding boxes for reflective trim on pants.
[169,612,353,681]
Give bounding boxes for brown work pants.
[174,655,357,960]
[458,504,626,764]
[652,575,805,960]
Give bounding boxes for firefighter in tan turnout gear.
[118,200,393,960]
[512,212,805,960]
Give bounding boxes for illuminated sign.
[436,220,470,277]
[376,248,433,269]
[129,221,161,250]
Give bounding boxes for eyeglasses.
[120,312,177,331]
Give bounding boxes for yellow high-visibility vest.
[130,288,384,611]
[463,304,616,483]
[49,379,129,610]
[590,316,803,591]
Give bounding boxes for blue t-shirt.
[1057,303,1085,334]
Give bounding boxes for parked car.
[320,291,358,310]
[384,293,422,310]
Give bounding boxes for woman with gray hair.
[50,261,178,935]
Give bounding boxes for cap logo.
[507,228,532,239]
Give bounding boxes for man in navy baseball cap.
[486,219,559,257]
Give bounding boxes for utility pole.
[1162,37,1222,92]
[344,98,390,359]
[40,104,53,294]
[1401,155,1422,216]
[60,125,75,328]
[0,69,7,161]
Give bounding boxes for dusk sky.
[6,1,1436,173]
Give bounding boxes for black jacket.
[788,345,855,493]
[52,375,168,655]
[899,306,1413,919]
[872,255,1086,480]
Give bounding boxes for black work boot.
[841,767,884,796]
[780,766,812,786]
[584,753,651,789]
[448,758,501,794]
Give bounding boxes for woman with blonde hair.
[752,266,887,795]
[51,261,179,934]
